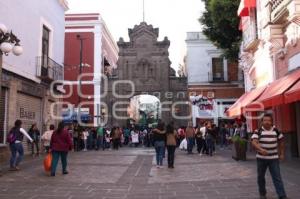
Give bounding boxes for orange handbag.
[43,152,52,172]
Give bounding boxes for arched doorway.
[127,94,160,128]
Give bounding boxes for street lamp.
[0,23,23,114]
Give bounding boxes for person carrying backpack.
[251,114,288,199]
[7,120,33,171]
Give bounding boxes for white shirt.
[83,131,89,140]
[131,132,139,143]
[41,130,54,146]
[15,128,33,143]
[200,127,206,137]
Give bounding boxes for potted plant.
[232,135,247,161]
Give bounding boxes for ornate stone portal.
[102,22,189,127]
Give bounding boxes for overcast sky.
[67,0,204,73]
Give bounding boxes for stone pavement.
[0,147,300,199]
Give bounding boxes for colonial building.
[101,22,189,127]
[228,0,300,158]
[0,0,68,159]
[64,13,118,126]
[185,32,244,126]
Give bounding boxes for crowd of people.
[4,113,289,199]
[5,119,250,172]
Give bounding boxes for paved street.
[0,147,300,199]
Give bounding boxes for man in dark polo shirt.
[251,114,288,199]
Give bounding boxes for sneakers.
[63,171,69,175]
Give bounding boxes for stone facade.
[102,22,189,127]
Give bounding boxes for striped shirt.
[251,127,284,159]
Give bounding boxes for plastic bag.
[43,152,52,172]
[179,138,187,150]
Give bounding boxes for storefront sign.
[190,95,215,118]
[19,107,36,120]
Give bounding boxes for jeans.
[206,138,213,156]
[83,139,87,150]
[196,138,204,153]
[167,145,176,167]
[220,135,227,148]
[31,141,40,155]
[51,151,68,175]
[9,143,24,168]
[124,136,129,145]
[257,158,287,198]
[96,136,104,150]
[187,137,194,154]
[73,137,79,151]
[154,141,165,166]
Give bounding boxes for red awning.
[247,69,300,109]
[285,79,300,104]
[226,85,267,117]
[238,0,256,17]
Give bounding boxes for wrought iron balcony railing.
[269,0,293,23]
[36,56,64,82]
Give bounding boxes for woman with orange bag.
[50,121,72,176]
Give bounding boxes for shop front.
[16,93,43,154]
[228,68,300,158]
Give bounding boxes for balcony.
[241,12,259,51]
[36,56,64,83]
[269,0,300,24]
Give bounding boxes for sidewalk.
[0,147,299,199]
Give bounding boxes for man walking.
[251,114,288,199]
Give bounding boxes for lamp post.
[0,23,23,113]
[76,34,84,118]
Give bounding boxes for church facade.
[101,22,189,127]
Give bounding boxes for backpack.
[256,127,280,140]
[6,128,18,144]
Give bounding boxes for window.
[42,25,50,68]
[212,58,224,81]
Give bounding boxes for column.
[94,24,102,126]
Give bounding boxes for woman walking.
[50,122,72,176]
[152,121,166,168]
[166,123,177,169]
[41,124,55,153]
[186,122,195,154]
[8,120,33,171]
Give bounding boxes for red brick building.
[64,13,118,126]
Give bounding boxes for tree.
[200,0,242,61]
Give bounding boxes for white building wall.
[186,32,223,85]
[0,0,66,82]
